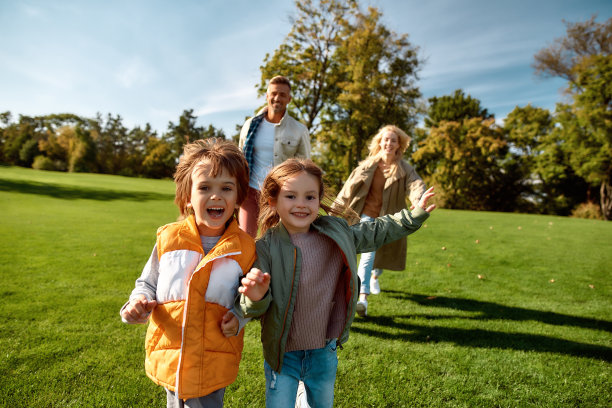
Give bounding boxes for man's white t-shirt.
[250,119,275,189]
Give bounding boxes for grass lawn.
[1,166,610,407]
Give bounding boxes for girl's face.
[379,131,400,158]
[188,159,239,236]
[271,171,320,235]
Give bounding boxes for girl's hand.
[238,267,271,302]
[121,294,157,323]
[221,311,239,337]
[417,186,436,213]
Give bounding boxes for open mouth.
[207,207,225,219]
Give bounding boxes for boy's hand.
[221,310,239,337]
[415,186,436,213]
[121,294,157,323]
[238,267,270,302]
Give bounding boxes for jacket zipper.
[276,246,297,372]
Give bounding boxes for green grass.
[1,166,610,407]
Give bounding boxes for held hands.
[238,267,271,302]
[221,310,239,337]
[121,294,157,323]
[411,186,436,213]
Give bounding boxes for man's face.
[266,83,291,115]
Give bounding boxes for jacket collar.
[180,214,242,255]
[256,106,288,125]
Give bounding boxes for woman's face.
[379,131,400,159]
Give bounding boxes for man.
[238,75,311,237]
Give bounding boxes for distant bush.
[32,155,57,171]
[571,201,603,220]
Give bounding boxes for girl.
[120,138,256,408]
[334,125,427,316]
[236,158,435,407]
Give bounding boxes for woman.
[334,125,426,317]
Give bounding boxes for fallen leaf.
[446,263,451,267]
[441,246,446,250]
[93,253,97,257]
[477,274,484,280]
[589,284,595,289]
[549,279,555,283]
[475,239,480,244]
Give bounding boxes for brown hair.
[268,75,291,91]
[257,158,356,237]
[173,138,249,219]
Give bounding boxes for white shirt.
[250,119,275,189]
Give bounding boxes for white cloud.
[115,57,157,88]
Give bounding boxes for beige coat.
[334,159,426,270]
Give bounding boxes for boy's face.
[270,171,320,235]
[189,159,239,236]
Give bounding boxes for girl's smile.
[271,171,320,235]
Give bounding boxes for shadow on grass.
[389,291,612,333]
[0,178,173,202]
[351,291,612,362]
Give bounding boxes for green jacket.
[236,207,430,372]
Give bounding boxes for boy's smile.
[189,160,239,236]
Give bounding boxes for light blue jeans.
[264,339,338,408]
[358,214,383,295]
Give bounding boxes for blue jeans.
[264,339,338,408]
[166,388,225,408]
[357,214,383,295]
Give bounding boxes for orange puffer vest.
[144,215,255,399]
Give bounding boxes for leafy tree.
[259,0,351,133]
[320,5,421,187]
[504,105,588,214]
[534,16,612,219]
[259,0,421,189]
[424,89,492,128]
[413,117,512,210]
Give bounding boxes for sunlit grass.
[1,166,610,407]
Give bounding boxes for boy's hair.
[174,138,249,218]
[268,75,291,91]
[257,158,356,237]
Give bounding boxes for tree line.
[1,1,609,220]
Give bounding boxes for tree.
[412,117,512,210]
[423,89,492,128]
[533,15,612,86]
[504,105,588,214]
[534,16,612,219]
[259,0,352,133]
[259,0,421,189]
[164,109,224,164]
[319,5,421,187]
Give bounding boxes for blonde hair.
[173,138,249,219]
[366,125,411,176]
[257,159,355,237]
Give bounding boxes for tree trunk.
[601,179,612,220]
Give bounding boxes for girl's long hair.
[257,158,356,237]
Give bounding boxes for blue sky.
[1,0,610,137]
